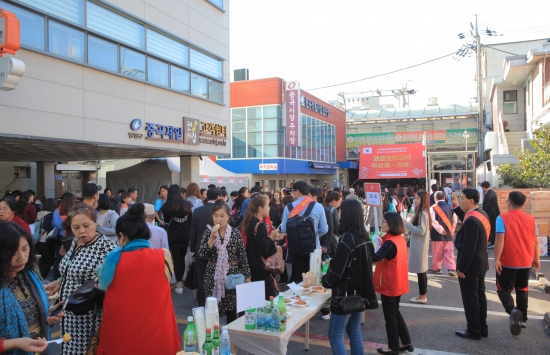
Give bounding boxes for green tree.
[496,125,550,188]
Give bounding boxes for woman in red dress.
[97,203,179,355]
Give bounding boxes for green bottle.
[270,295,274,309]
[182,316,197,351]
[202,328,213,355]
[212,325,220,354]
[277,292,287,332]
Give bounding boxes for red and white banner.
[228,176,234,183]
[202,175,209,182]
[359,144,426,179]
[218,176,223,184]
[238,176,244,183]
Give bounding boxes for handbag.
[253,222,285,275]
[225,273,245,290]
[184,260,198,290]
[332,237,367,314]
[65,279,105,315]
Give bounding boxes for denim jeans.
[328,311,364,355]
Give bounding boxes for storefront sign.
[346,129,478,148]
[359,144,426,179]
[218,176,223,183]
[364,183,382,207]
[285,81,301,147]
[202,175,209,182]
[259,163,278,170]
[130,119,142,131]
[145,122,183,142]
[183,117,200,145]
[229,176,234,183]
[300,95,330,117]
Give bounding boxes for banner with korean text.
[359,144,426,179]
[285,81,301,146]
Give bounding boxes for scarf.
[0,269,50,355]
[213,225,232,303]
[96,239,150,291]
[289,196,314,218]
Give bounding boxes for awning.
[309,162,340,169]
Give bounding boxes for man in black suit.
[451,188,491,340]
[189,188,235,306]
[481,181,500,248]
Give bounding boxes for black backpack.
[286,201,317,259]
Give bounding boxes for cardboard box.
[538,222,549,237]
[531,192,550,213]
[538,236,548,257]
[531,212,550,222]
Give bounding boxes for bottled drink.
[202,328,213,355]
[263,300,272,332]
[220,326,231,355]
[271,303,280,332]
[256,306,265,331]
[269,296,274,309]
[277,292,287,332]
[212,325,220,355]
[185,331,197,352]
[244,306,256,330]
[183,316,196,350]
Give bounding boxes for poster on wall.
[229,176,234,183]
[218,176,223,184]
[202,175,209,182]
[285,81,301,147]
[359,144,426,179]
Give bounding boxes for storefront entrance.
[429,151,475,190]
[62,172,83,195]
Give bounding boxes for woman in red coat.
[97,203,179,355]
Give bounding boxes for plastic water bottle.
[220,326,231,355]
[183,316,196,350]
[263,300,272,332]
[256,306,265,331]
[185,331,197,352]
[271,303,280,332]
[277,292,287,332]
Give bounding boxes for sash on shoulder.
[289,196,314,218]
[464,210,491,241]
[433,204,455,237]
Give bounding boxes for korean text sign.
[359,144,426,179]
[285,81,300,147]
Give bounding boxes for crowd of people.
[0,179,541,355]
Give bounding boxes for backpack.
[285,201,317,259]
[396,196,407,213]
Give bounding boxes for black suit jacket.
[189,202,236,260]
[453,206,490,276]
[482,189,500,222]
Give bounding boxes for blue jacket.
[280,196,328,249]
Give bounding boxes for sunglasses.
[67,207,92,217]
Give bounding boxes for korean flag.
[362,147,373,154]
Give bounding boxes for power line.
[483,46,519,56]
[306,52,456,91]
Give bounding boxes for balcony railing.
[498,110,509,154]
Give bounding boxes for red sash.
[464,210,491,241]
[289,196,314,218]
[433,204,454,236]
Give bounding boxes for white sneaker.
[175,287,184,294]
[409,297,427,304]
[321,313,331,320]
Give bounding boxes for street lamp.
[462,129,470,151]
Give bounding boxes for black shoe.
[455,330,481,340]
[377,349,398,355]
[399,344,414,352]
[481,329,488,337]
[510,309,523,336]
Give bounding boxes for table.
[227,289,331,355]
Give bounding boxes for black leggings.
[417,272,427,295]
[171,245,187,282]
[226,310,238,324]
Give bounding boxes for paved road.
[49,247,550,355]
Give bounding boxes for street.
[48,247,550,355]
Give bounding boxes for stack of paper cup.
[193,307,206,353]
[205,297,220,331]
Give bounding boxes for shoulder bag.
[254,222,285,275]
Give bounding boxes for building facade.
[0,0,230,199]
[217,78,348,191]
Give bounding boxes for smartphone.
[49,301,66,317]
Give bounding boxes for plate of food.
[302,288,313,295]
[292,300,309,307]
[310,286,325,293]
[284,298,292,305]
[289,295,305,301]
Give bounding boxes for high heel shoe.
[399,344,414,352]
[376,349,398,355]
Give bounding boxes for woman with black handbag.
[321,199,378,355]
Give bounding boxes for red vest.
[97,248,180,355]
[373,234,409,297]
[499,210,537,268]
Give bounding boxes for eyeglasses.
[67,208,92,217]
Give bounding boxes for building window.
[191,73,208,98]
[120,47,145,80]
[171,66,190,93]
[19,0,83,25]
[14,166,31,178]
[87,2,144,49]
[190,49,222,80]
[208,79,223,103]
[147,29,188,66]
[0,1,44,50]
[205,0,224,11]
[88,36,117,71]
[48,21,84,62]
[503,90,517,114]
[147,58,169,87]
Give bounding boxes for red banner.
[359,144,426,179]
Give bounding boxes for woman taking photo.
[160,184,192,295]
[45,202,115,355]
[96,194,119,243]
[199,200,251,324]
[96,204,179,355]
[16,191,37,226]
[0,198,31,234]
[241,195,283,300]
[185,183,204,212]
[373,212,412,355]
[404,190,431,304]
[322,199,378,355]
[0,222,63,354]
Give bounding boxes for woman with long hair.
[322,192,342,258]
[96,193,119,243]
[406,186,415,205]
[160,184,192,295]
[200,188,208,204]
[322,199,378,355]
[199,201,251,324]
[241,194,283,299]
[381,191,391,213]
[16,191,37,225]
[270,191,284,219]
[185,182,204,212]
[404,190,432,304]
[232,187,249,220]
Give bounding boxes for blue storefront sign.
[217,158,338,175]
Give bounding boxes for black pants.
[171,245,187,282]
[52,241,63,280]
[381,295,412,351]
[496,267,530,322]
[226,309,237,324]
[37,241,56,279]
[417,273,427,295]
[292,255,311,284]
[458,272,488,336]
[196,259,208,307]
[489,220,496,244]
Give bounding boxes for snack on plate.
[293,300,308,306]
[310,286,325,292]
[62,333,71,343]
[289,295,302,300]
[284,298,292,303]
[302,288,313,295]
